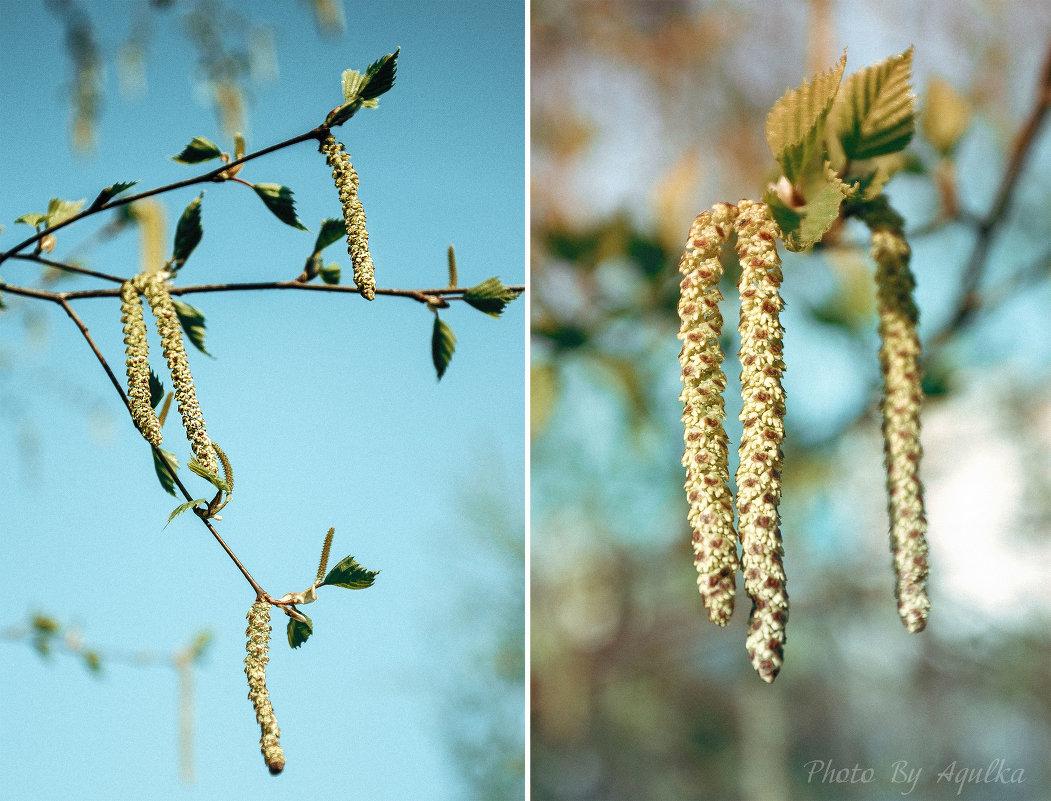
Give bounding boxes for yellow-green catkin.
[134,272,218,475]
[677,202,739,626]
[245,600,284,775]
[319,133,376,300]
[734,199,788,683]
[865,202,930,633]
[120,280,162,447]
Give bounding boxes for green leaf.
[314,218,347,252]
[320,262,341,285]
[14,213,48,227]
[762,165,850,252]
[46,197,86,227]
[462,277,524,318]
[172,193,203,271]
[360,48,399,101]
[287,615,313,649]
[431,316,456,380]
[172,137,223,164]
[148,369,165,410]
[328,49,400,126]
[831,47,915,161]
[171,300,210,356]
[766,52,846,186]
[252,183,307,230]
[152,448,179,496]
[92,181,139,208]
[321,554,379,590]
[187,459,228,492]
[164,498,208,528]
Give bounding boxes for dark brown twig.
[931,38,1051,348]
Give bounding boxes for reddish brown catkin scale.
[734,200,788,683]
[245,601,284,775]
[677,202,740,626]
[119,280,162,447]
[865,202,930,633]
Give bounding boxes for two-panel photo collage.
[2,1,1050,799]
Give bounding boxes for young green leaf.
[287,615,313,649]
[92,181,139,208]
[320,262,341,285]
[46,197,86,227]
[252,183,307,230]
[360,48,399,101]
[462,277,524,317]
[766,52,846,186]
[920,75,971,157]
[187,459,228,491]
[172,137,223,164]
[164,498,209,528]
[148,369,165,410]
[171,300,210,356]
[314,218,347,252]
[172,193,204,271]
[321,554,379,590]
[762,165,850,252]
[152,447,180,496]
[831,47,915,161]
[14,213,48,227]
[431,316,456,380]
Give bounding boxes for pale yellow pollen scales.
[119,280,162,447]
[133,272,218,475]
[866,205,930,634]
[733,199,788,684]
[319,133,376,300]
[677,202,739,626]
[244,600,284,775]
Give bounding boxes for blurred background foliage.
[531,1,1051,799]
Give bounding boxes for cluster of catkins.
[120,270,217,475]
[676,199,929,683]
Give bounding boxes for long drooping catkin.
[134,272,218,475]
[319,133,376,300]
[245,600,284,775]
[677,202,739,626]
[120,280,162,447]
[863,201,930,633]
[733,200,788,683]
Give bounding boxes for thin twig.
[0,127,326,266]
[0,279,524,305]
[8,253,125,283]
[52,294,272,601]
[931,38,1051,348]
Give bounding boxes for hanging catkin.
[677,202,739,626]
[733,199,788,683]
[319,132,376,300]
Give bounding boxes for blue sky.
[0,2,525,799]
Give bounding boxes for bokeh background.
[0,2,523,799]
[531,1,1051,799]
